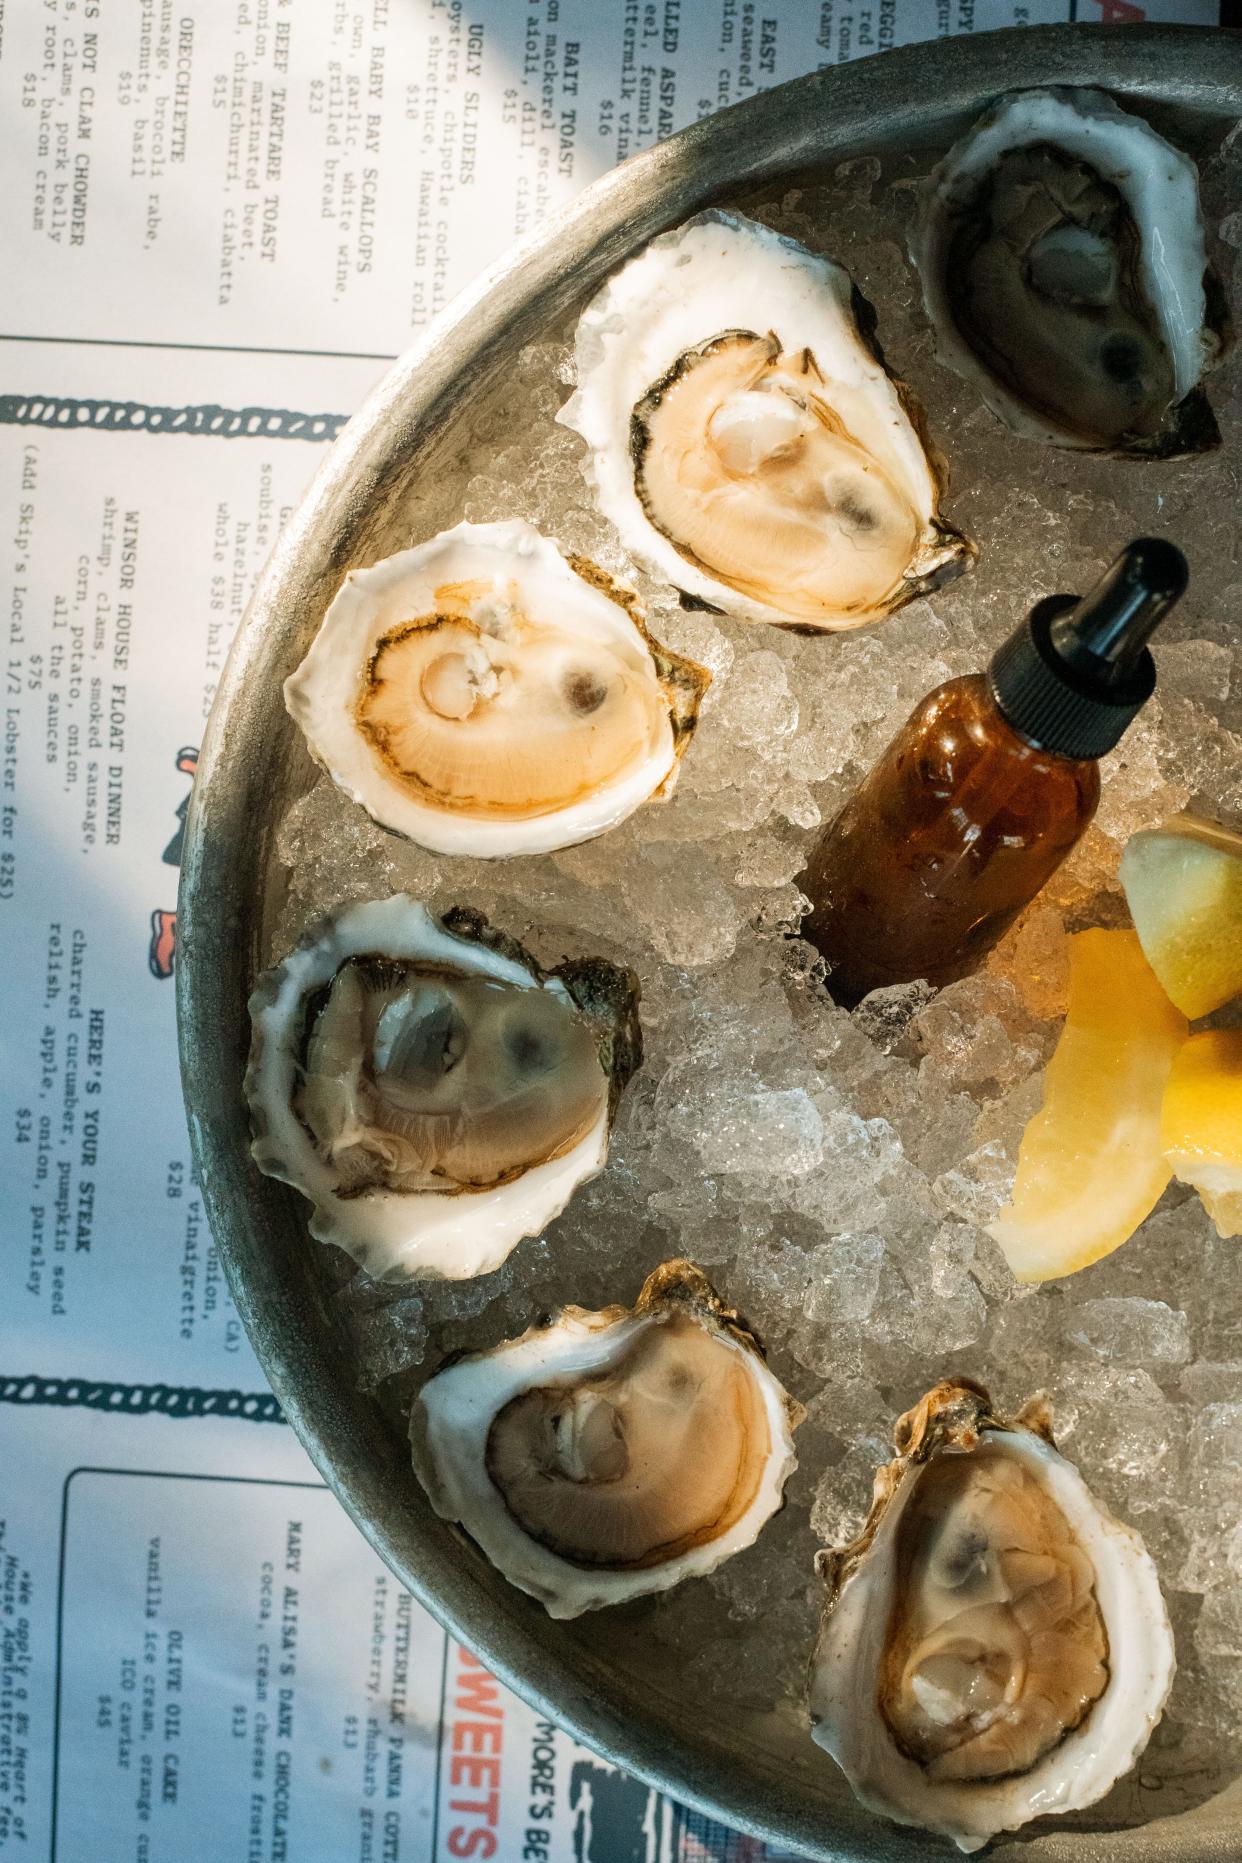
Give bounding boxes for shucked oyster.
[913,88,1226,456]
[560,210,969,632]
[246,895,641,1281]
[809,1380,1174,1853]
[411,1260,801,1617]
[285,520,708,857]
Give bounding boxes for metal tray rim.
[178,25,1242,1860]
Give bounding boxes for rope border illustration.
[0,394,348,440]
[1,1373,285,1422]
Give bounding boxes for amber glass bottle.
[802,540,1188,1006]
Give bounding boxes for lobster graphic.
[148,746,198,979]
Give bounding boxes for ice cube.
[1063,1298,1192,1369]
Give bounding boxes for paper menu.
[3,1396,783,1862]
[1,341,376,1389]
[0,2,1224,1859]
[0,0,1220,358]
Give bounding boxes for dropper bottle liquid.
[800,539,1189,1006]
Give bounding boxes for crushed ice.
[271,136,1242,1802]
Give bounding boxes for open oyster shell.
[912,87,1226,456]
[411,1260,802,1617]
[808,1379,1174,1854]
[245,895,641,1282]
[285,520,708,857]
[559,210,969,632]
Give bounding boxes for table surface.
[0,4,1222,1859]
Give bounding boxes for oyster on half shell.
[560,210,970,632]
[809,1379,1174,1854]
[913,87,1226,456]
[285,520,709,857]
[411,1260,801,1617]
[246,895,641,1282]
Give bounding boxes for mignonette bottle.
[801,538,1189,1006]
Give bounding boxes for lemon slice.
[1161,1029,1242,1238]
[988,929,1188,1283]
[1119,813,1242,1018]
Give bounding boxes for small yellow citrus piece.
[1119,813,1242,1018]
[1161,1029,1242,1239]
[989,929,1188,1283]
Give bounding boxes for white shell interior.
[913,86,1215,446]
[412,1301,798,1618]
[246,895,612,1281]
[808,1423,1176,1853]
[558,209,947,629]
[284,519,682,857]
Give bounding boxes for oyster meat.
[913,87,1226,455]
[285,519,708,856]
[809,1379,1174,1853]
[559,210,969,632]
[246,895,641,1281]
[411,1260,801,1616]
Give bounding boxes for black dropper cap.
[987,539,1188,761]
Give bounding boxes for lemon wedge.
[989,929,1188,1283]
[1161,1029,1242,1238]
[1119,813,1242,1018]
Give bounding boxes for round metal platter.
[178,25,1242,1860]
